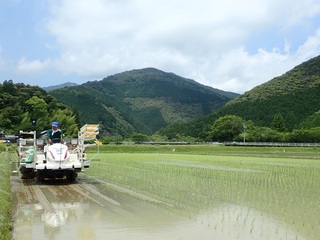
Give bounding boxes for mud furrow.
[92,177,174,207]
[30,185,55,213]
[45,185,75,201]
[21,180,38,204]
[67,184,106,207]
[11,177,29,206]
[80,183,121,206]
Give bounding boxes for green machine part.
[20,148,35,163]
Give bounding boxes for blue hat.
[52,121,59,127]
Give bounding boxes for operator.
[47,121,64,144]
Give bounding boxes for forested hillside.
[0,80,79,137]
[50,68,238,136]
[161,55,320,142]
[219,55,320,130]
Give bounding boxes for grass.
[0,148,13,240]
[87,143,320,158]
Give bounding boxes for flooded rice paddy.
[11,153,320,240]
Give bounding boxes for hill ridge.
[50,68,239,136]
[229,55,320,104]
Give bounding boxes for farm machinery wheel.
[66,171,77,182]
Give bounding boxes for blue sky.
[1,0,320,93]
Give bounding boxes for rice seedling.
[87,150,320,239]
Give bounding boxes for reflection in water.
[12,182,307,240]
[13,200,86,240]
[42,202,81,227]
[43,211,66,228]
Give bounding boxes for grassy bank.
[0,149,13,240]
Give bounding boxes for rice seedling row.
[87,152,320,239]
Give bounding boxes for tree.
[241,126,284,142]
[300,111,320,129]
[210,115,243,142]
[0,82,79,135]
[131,133,149,143]
[25,96,48,117]
[2,80,18,95]
[50,109,79,137]
[290,127,320,143]
[237,119,254,142]
[272,113,287,132]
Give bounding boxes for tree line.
[124,113,320,144]
[1,80,319,144]
[0,80,79,138]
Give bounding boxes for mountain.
[49,68,239,136]
[173,55,320,139]
[43,82,78,92]
[217,55,320,130]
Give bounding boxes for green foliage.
[0,152,13,240]
[130,133,150,143]
[209,115,243,141]
[0,80,79,136]
[149,133,169,142]
[238,126,285,142]
[25,96,48,117]
[159,55,320,142]
[215,87,320,132]
[50,68,238,137]
[289,127,320,143]
[157,122,188,140]
[51,109,79,137]
[272,113,287,132]
[220,55,320,131]
[4,54,320,143]
[299,111,320,129]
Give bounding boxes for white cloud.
[208,26,320,93]
[16,57,51,74]
[296,28,320,59]
[204,47,291,93]
[280,0,320,28]
[22,0,320,92]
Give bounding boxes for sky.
[1,0,320,93]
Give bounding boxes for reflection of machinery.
[16,124,99,182]
[14,200,86,240]
[42,202,83,228]
[43,210,67,228]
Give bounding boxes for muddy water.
[11,175,306,240]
